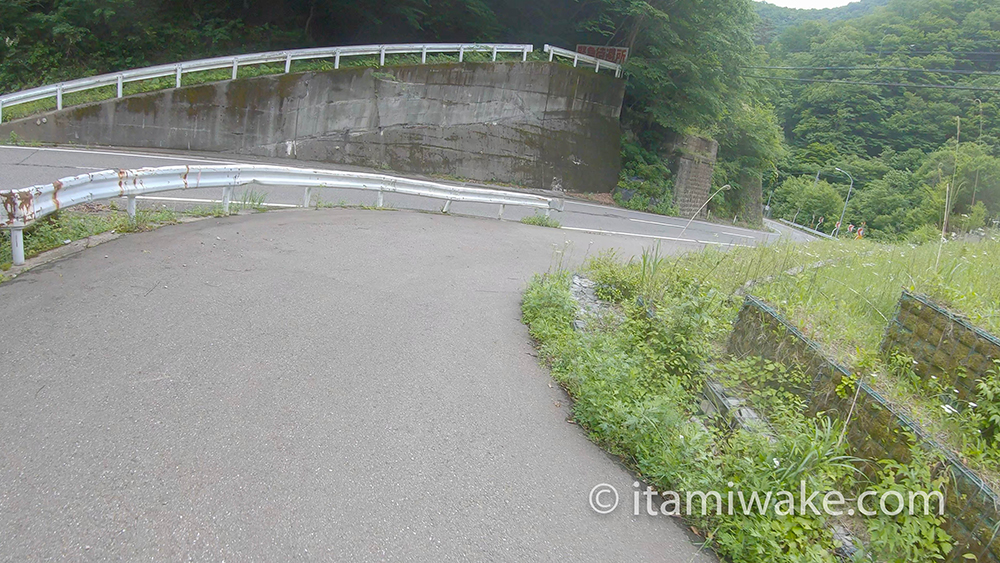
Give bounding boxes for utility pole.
[833,168,854,237]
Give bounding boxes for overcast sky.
[761,0,856,8]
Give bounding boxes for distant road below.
[0,144,793,249]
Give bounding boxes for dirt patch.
[566,191,615,206]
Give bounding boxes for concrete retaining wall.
[727,296,1000,562]
[883,291,1000,401]
[0,62,624,193]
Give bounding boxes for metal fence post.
[284,53,292,73]
[10,227,24,266]
[175,66,182,88]
[57,85,63,110]
[117,75,124,98]
[127,195,137,220]
[222,186,233,214]
[231,59,239,80]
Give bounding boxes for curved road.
[0,145,789,248]
[0,145,793,561]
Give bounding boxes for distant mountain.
[754,0,891,43]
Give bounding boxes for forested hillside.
[756,0,1000,238]
[3,0,999,239]
[754,0,890,43]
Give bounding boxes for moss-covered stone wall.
[883,291,1000,401]
[727,295,1000,562]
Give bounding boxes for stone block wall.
[668,135,718,218]
[883,291,1000,401]
[727,295,1000,562]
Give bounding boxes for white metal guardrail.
[0,43,533,122]
[777,218,834,240]
[1,165,564,266]
[543,45,623,77]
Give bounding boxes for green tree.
[771,175,844,233]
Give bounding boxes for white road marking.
[562,226,746,247]
[628,217,687,228]
[719,231,757,239]
[133,195,298,208]
[0,145,236,165]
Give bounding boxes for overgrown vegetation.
[585,232,1000,493]
[519,213,561,228]
[0,206,178,268]
[523,248,962,561]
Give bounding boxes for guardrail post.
[548,49,554,62]
[57,85,64,110]
[573,54,578,67]
[175,66,182,88]
[595,60,600,73]
[303,186,311,208]
[10,227,24,266]
[284,53,292,73]
[117,75,124,98]
[0,100,4,123]
[222,186,233,214]
[232,59,239,80]
[377,187,384,208]
[127,195,137,220]
[498,204,505,220]
[421,46,427,64]
[544,208,551,218]
[379,46,385,66]
[491,46,497,61]
[459,46,464,63]
[335,51,341,70]
[442,200,451,214]
[523,46,529,62]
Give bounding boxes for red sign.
[576,45,628,65]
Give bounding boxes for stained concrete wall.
[668,135,718,218]
[727,296,1000,563]
[0,62,624,193]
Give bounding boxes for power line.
[745,65,1000,76]
[742,74,1000,92]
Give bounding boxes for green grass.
[519,213,561,228]
[582,234,1000,514]
[522,268,955,562]
[234,189,269,212]
[0,207,178,267]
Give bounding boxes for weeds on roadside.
[0,207,178,265]
[521,244,971,561]
[519,213,561,228]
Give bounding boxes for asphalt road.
[0,209,719,562]
[0,145,789,249]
